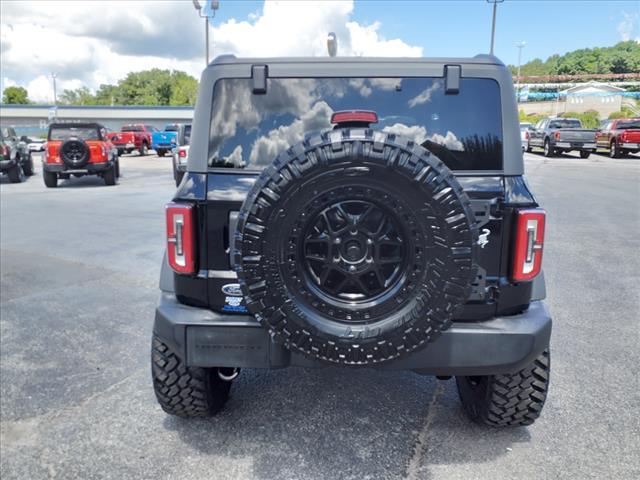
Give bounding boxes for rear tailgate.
[111,132,136,146]
[558,129,597,143]
[153,131,177,148]
[201,173,509,320]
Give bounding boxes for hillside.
[508,41,640,77]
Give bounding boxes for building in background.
[0,104,194,136]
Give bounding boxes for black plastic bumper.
[43,162,112,173]
[154,294,552,375]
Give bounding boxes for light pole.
[487,0,504,56]
[51,73,58,106]
[516,41,526,97]
[193,0,219,65]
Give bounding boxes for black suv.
[0,126,34,183]
[152,56,551,427]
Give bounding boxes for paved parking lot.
[1,150,639,480]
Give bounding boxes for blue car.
[151,124,179,157]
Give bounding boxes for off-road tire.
[579,150,591,159]
[151,336,231,417]
[115,159,121,178]
[235,129,478,366]
[456,349,550,427]
[543,139,555,158]
[22,154,34,176]
[43,169,58,188]
[7,163,23,183]
[103,163,117,186]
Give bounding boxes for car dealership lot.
[1,151,639,479]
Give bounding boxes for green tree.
[2,86,29,104]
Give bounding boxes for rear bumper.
[553,141,596,150]
[153,294,552,375]
[42,161,113,173]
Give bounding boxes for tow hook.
[218,367,240,381]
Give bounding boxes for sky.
[1,0,638,103]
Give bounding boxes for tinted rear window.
[49,126,100,141]
[617,120,640,129]
[183,125,192,145]
[122,126,142,132]
[208,77,503,171]
[549,119,581,129]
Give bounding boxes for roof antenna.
[327,32,337,57]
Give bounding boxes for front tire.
[43,170,58,188]
[175,170,185,187]
[151,336,231,417]
[456,349,550,427]
[579,150,591,159]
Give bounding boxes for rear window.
[183,125,192,145]
[49,126,100,141]
[549,119,581,129]
[208,77,503,171]
[617,120,640,129]
[122,126,142,132]
[164,125,179,132]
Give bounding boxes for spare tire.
[234,129,478,365]
[60,138,90,169]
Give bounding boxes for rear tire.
[609,141,621,158]
[157,149,166,157]
[543,139,554,157]
[151,336,231,417]
[139,142,148,156]
[43,170,58,188]
[22,154,34,176]
[7,163,24,183]
[103,163,117,186]
[579,150,591,159]
[456,349,550,427]
[526,142,532,153]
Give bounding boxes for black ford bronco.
[152,55,551,427]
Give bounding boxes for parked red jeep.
[43,122,120,188]
[596,118,640,158]
[107,124,156,156]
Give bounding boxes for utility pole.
[487,0,504,56]
[516,41,526,97]
[205,17,210,65]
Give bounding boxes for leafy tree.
[2,86,29,104]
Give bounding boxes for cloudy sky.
[1,0,638,103]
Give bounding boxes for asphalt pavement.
[1,150,639,480]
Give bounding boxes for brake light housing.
[166,202,196,274]
[331,110,378,126]
[178,148,187,158]
[554,132,561,140]
[511,208,546,282]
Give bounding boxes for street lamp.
[516,41,526,96]
[193,0,220,65]
[487,0,504,56]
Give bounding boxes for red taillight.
[166,202,196,274]
[511,208,546,282]
[178,148,187,158]
[525,131,529,140]
[331,110,378,125]
[1,145,9,157]
[620,131,628,141]
[554,132,561,140]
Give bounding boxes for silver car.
[520,122,532,152]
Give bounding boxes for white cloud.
[427,131,464,151]
[382,123,427,144]
[248,101,333,165]
[408,81,442,108]
[0,0,423,103]
[617,12,640,42]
